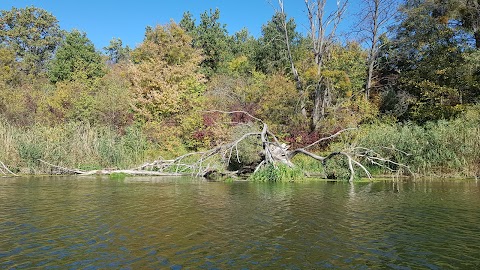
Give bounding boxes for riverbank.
[1,107,479,180]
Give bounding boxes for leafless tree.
[273,0,306,117]
[306,0,349,129]
[358,0,398,99]
[276,0,348,130]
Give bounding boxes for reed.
[250,163,304,182]
[353,106,480,178]
[0,121,154,174]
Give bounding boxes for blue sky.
[0,0,359,50]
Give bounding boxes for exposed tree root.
[36,111,410,182]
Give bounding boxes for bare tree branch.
[304,127,356,150]
[34,111,410,182]
[356,0,398,98]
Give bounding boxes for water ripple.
[1,178,479,269]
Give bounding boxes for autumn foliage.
[0,3,479,177]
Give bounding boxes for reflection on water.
[1,177,479,269]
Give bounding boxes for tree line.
[0,1,479,178]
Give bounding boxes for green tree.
[104,37,131,64]
[273,0,351,131]
[130,22,205,119]
[180,9,237,77]
[231,28,257,59]
[43,80,90,123]
[0,76,52,126]
[257,74,300,132]
[195,9,232,76]
[179,11,196,33]
[254,12,299,74]
[0,46,20,86]
[299,42,372,131]
[94,65,134,129]
[48,30,106,84]
[386,0,479,122]
[455,0,480,48]
[223,29,257,76]
[0,6,63,75]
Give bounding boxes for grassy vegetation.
[250,106,480,181]
[0,119,157,174]
[250,163,304,182]
[292,154,361,181]
[1,106,479,180]
[1,5,479,183]
[352,106,480,178]
[109,172,128,180]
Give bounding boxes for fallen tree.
[31,111,410,182]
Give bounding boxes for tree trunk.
[475,31,480,49]
[277,0,307,118]
[366,59,375,99]
[312,78,332,130]
[312,85,322,130]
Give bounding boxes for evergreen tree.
[104,37,131,64]
[195,8,232,76]
[254,12,299,74]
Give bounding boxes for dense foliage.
[0,2,479,178]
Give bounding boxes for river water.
[1,177,479,269]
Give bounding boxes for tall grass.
[0,120,20,168]
[0,119,154,174]
[353,106,480,178]
[250,163,304,182]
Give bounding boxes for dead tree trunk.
[276,0,307,117]
[359,0,397,100]
[276,0,348,130]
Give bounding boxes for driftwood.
[38,159,189,177]
[35,111,409,182]
[0,160,19,177]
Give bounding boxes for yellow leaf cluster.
[129,22,206,122]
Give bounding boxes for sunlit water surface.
[1,177,479,269]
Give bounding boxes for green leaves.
[254,12,299,74]
[383,0,480,122]
[104,38,131,64]
[0,6,63,75]
[0,46,20,86]
[129,23,206,149]
[130,23,205,120]
[194,9,233,76]
[48,30,105,84]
